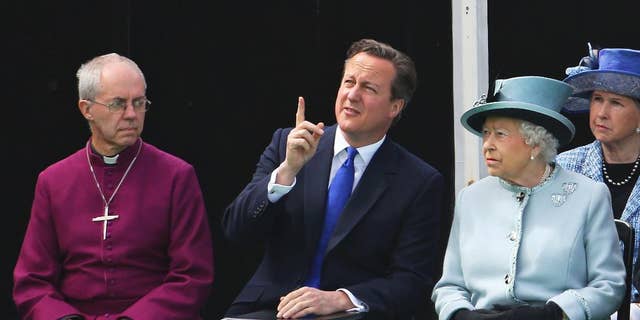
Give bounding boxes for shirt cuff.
[337,288,368,313]
[267,165,295,203]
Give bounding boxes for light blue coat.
[432,166,625,320]
[557,140,640,301]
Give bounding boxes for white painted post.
[451,0,489,195]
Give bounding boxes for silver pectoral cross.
[92,205,119,240]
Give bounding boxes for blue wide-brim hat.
[461,76,576,146]
[563,48,640,113]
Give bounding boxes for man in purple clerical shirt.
[13,53,214,320]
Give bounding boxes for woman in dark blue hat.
[432,76,625,320]
[557,46,640,317]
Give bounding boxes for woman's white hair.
[519,120,559,163]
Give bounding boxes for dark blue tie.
[305,146,358,288]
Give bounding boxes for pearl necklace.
[515,164,552,203]
[538,164,551,186]
[602,155,640,186]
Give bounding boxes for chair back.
[615,219,634,320]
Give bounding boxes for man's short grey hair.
[519,120,559,163]
[76,53,146,100]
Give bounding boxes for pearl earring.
[636,127,640,134]
[530,155,535,160]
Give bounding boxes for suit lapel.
[325,138,395,254]
[584,141,604,182]
[621,178,640,221]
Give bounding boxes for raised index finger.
[295,96,305,127]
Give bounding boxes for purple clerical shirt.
[13,139,214,320]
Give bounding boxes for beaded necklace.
[602,154,640,186]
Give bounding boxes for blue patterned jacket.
[556,140,640,302]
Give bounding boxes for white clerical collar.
[102,154,119,165]
[333,126,385,166]
[89,144,120,165]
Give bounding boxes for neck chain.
[602,154,640,186]
[538,164,551,186]
[86,139,143,214]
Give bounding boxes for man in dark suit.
[222,38,444,319]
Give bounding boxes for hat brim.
[461,101,576,146]
[562,70,640,113]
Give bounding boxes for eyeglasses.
[87,97,151,113]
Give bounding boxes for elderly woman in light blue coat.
[432,76,625,320]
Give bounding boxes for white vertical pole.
[451,0,489,195]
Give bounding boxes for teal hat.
[461,76,576,146]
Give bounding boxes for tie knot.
[343,147,358,167]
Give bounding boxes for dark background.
[488,1,640,150]
[4,1,640,319]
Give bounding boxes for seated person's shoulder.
[556,143,593,163]
[144,143,194,171]
[394,146,442,177]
